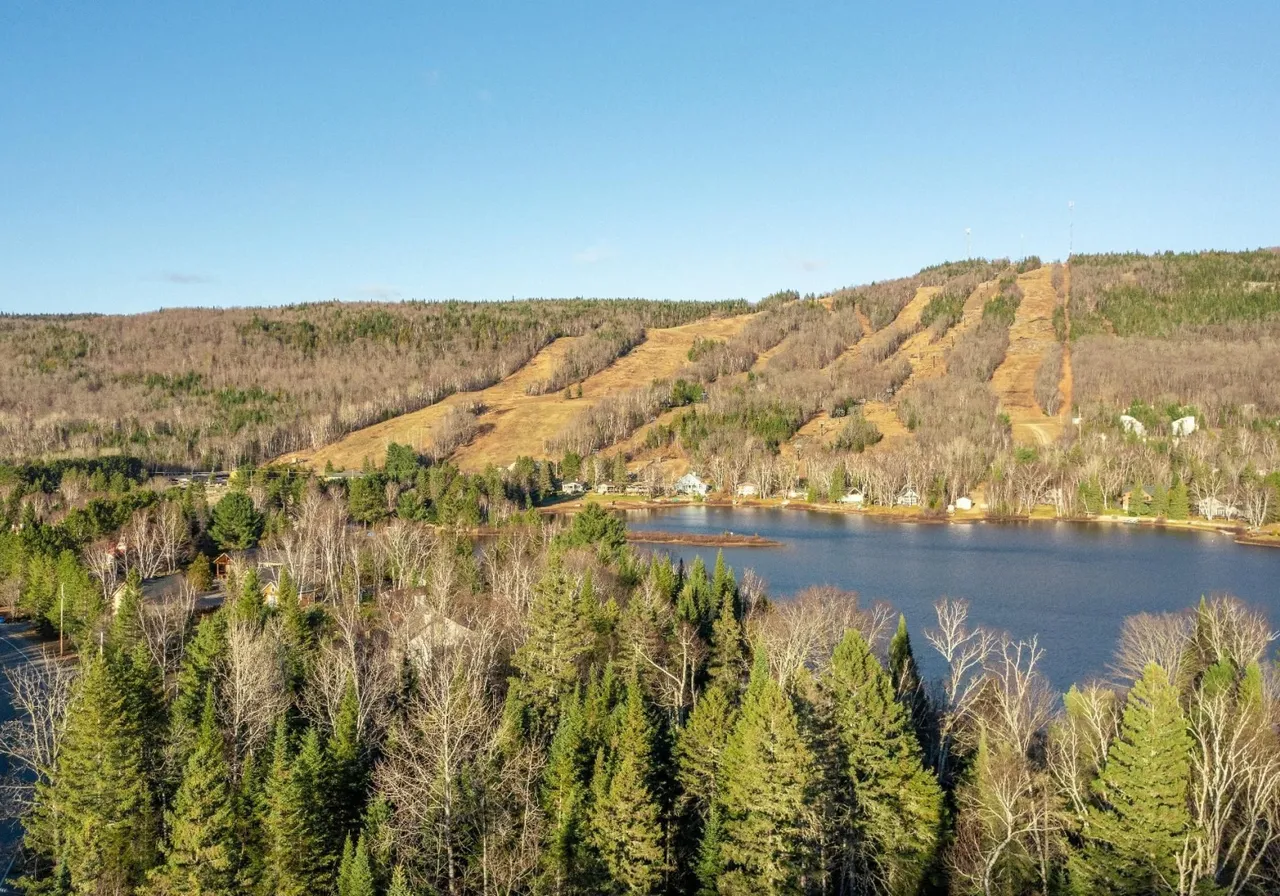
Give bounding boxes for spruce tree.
[887,615,932,754]
[336,834,376,896]
[1168,475,1191,520]
[387,865,413,896]
[822,629,943,895]
[676,684,735,815]
[327,679,369,842]
[34,653,157,894]
[170,611,229,768]
[590,681,666,894]
[695,806,725,896]
[541,691,591,894]
[706,590,745,692]
[716,647,816,895]
[512,564,595,731]
[209,491,264,551]
[259,723,332,896]
[1077,663,1194,895]
[150,687,238,896]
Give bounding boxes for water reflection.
[625,506,1280,690]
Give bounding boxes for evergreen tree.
[109,568,145,652]
[1076,663,1194,895]
[259,723,332,896]
[716,647,816,895]
[387,865,413,896]
[512,564,595,731]
[541,692,591,895]
[150,688,238,896]
[822,629,943,895]
[170,611,229,766]
[32,654,157,894]
[887,615,932,752]
[209,491,264,551]
[676,685,735,816]
[327,679,369,842]
[706,590,745,692]
[695,806,725,896]
[590,681,665,894]
[336,834,376,896]
[1168,475,1191,521]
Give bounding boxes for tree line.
[4,487,1280,895]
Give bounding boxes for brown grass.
[284,315,753,472]
[989,265,1068,445]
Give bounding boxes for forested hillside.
[2,458,1278,895]
[0,299,746,468]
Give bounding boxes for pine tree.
[1168,475,1191,521]
[695,806,725,896]
[336,834,376,896]
[887,614,932,753]
[676,684,735,816]
[541,691,591,895]
[706,590,745,692]
[109,568,145,651]
[170,611,229,767]
[822,629,943,896]
[327,679,369,842]
[259,723,332,896]
[387,865,413,896]
[590,682,665,894]
[33,653,157,894]
[716,647,816,895]
[210,491,264,551]
[512,564,595,731]
[150,687,238,896]
[1077,663,1194,894]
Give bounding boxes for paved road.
[0,623,53,893]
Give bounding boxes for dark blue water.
[626,506,1280,690]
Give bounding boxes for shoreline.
[540,495,1277,549]
[625,530,781,548]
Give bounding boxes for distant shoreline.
[541,495,1279,549]
[625,529,781,548]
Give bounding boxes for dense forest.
[3,456,1280,895]
[0,299,746,468]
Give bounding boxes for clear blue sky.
[2,1,1277,314]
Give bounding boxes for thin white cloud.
[573,242,618,265]
[356,284,403,300]
[159,271,214,285]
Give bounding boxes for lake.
[624,506,1280,690]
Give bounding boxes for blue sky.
[2,1,1277,314]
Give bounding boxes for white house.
[955,496,974,511]
[674,472,710,497]
[1197,496,1241,520]
[1119,415,1146,437]
[596,483,615,495]
[1172,415,1198,437]
[896,487,921,507]
[736,483,760,498]
[839,491,865,505]
[562,481,587,496]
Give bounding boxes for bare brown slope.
[990,265,1064,445]
[451,315,750,470]
[285,315,755,472]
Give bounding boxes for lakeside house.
[839,491,864,505]
[596,483,616,495]
[955,496,974,511]
[896,487,921,507]
[674,472,710,497]
[1197,496,1242,520]
[562,480,587,496]
[1121,484,1155,512]
[736,483,760,498]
